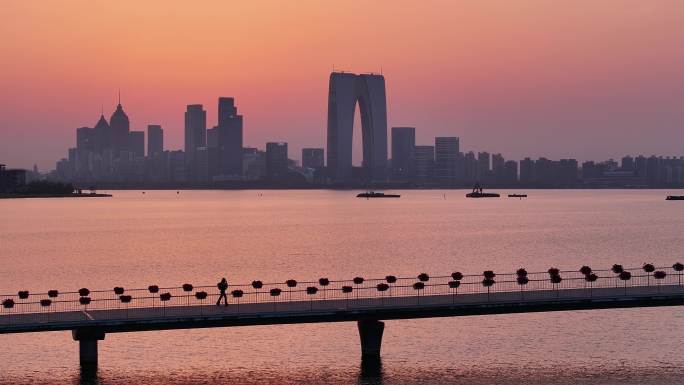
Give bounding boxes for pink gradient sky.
[2,0,684,170]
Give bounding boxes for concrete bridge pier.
[357,320,384,358]
[72,329,105,367]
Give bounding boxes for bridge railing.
[2,264,684,324]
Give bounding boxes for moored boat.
[466,184,500,198]
[666,195,684,200]
[357,191,401,198]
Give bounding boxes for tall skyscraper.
[216,97,243,177]
[147,125,163,156]
[434,137,459,184]
[414,145,435,182]
[266,142,288,181]
[110,100,130,157]
[327,72,388,183]
[391,127,415,181]
[184,104,207,178]
[302,148,324,169]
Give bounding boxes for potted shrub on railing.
[18,291,29,299]
[413,282,425,304]
[269,288,281,311]
[653,270,667,293]
[319,278,330,299]
[516,268,528,277]
[120,294,132,318]
[232,289,244,311]
[342,286,353,309]
[517,275,529,299]
[114,287,125,295]
[48,290,58,298]
[619,271,632,295]
[252,280,263,289]
[385,275,397,284]
[182,284,193,305]
[306,286,318,310]
[611,264,624,287]
[40,298,52,321]
[451,272,464,281]
[418,273,429,282]
[79,296,91,318]
[580,266,592,276]
[674,262,684,285]
[585,273,598,296]
[643,263,655,286]
[159,292,172,316]
[2,299,14,324]
[148,285,159,307]
[286,280,297,300]
[353,277,364,285]
[79,288,90,297]
[483,271,496,280]
[376,283,389,305]
[448,280,460,303]
[548,268,562,297]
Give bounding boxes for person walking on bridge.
[216,277,229,307]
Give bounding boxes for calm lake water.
[2,189,684,384]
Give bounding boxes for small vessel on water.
[466,184,500,198]
[357,191,401,198]
[666,196,684,201]
[508,194,527,198]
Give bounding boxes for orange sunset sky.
[2,0,684,170]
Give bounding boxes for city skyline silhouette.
[3,1,684,170]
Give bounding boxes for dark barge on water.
[357,191,401,198]
[666,196,684,201]
[466,184,500,198]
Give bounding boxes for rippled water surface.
[2,189,684,384]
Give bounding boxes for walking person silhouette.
[216,277,228,306]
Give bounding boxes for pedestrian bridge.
[2,263,684,366]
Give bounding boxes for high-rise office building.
[504,160,518,184]
[464,151,477,183]
[414,145,435,182]
[216,97,243,177]
[266,142,288,181]
[128,131,145,159]
[302,148,324,169]
[434,137,459,184]
[520,157,533,184]
[147,125,163,156]
[327,72,388,183]
[477,152,490,182]
[491,153,505,183]
[110,101,130,157]
[184,104,207,178]
[391,127,415,181]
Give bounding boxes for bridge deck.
[2,283,683,334]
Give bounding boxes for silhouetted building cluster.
[54,95,320,186]
[46,74,684,188]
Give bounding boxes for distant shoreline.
[0,193,112,199]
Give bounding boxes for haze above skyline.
[2,0,684,170]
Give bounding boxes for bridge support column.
[72,329,105,367]
[357,320,384,358]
